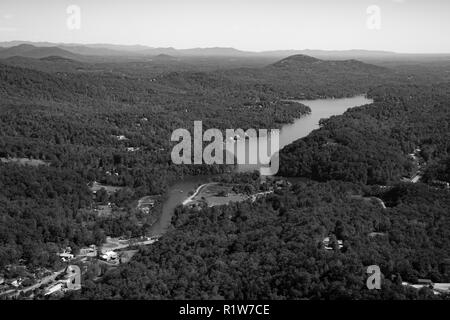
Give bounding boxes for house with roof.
[322,237,343,250]
[59,252,74,262]
[101,251,118,262]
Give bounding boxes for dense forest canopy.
[1,54,387,268]
[278,83,450,185]
[0,52,449,300]
[74,179,450,299]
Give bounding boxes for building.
[417,279,433,287]
[146,236,161,242]
[402,281,450,295]
[79,245,97,257]
[138,196,156,214]
[59,253,74,262]
[433,283,450,294]
[101,251,118,262]
[112,135,128,141]
[323,237,343,250]
[9,278,23,288]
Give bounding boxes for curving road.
[182,183,217,206]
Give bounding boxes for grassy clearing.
[89,181,123,195]
[0,157,49,167]
[190,183,248,207]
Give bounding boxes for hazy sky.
[0,0,449,53]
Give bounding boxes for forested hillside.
[71,60,450,300]
[1,53,449,300]
[74,179,450,299]
[278,83,450,184]
[0,55,390,268]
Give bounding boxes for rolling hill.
[268,54,387,73]
[3,41,449,62]
[0,44,83,60]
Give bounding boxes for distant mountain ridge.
[0,44,82,60]
[272,54,321,67]
[269,54,387,74]
[2,41,450,61]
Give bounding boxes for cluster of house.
[0,275,26,290]
[59,246,92,262]
[58,245,98,263]
[0,265,53,296]
[250,191,274,203]
[79,244,98,257]
[1,233,163,298]
[401,148,425,183]
[402,279,450,295]
[401,148,450,189]
[58,246,74,262]
[43,269,81,297]
[113,135,144,153]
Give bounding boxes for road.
[101,238,159,254]
[21,269,65,294]
[1,268,65,298]
[350,195,386,210]
[182,183,217,206]
[372,197,387,209]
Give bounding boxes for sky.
[0,0,449,53]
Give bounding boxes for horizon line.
[2,40,450,56]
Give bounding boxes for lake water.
[235,95,373,173]
[150,95,373,236]
[149,176,211,235]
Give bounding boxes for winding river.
[149,95,373,236]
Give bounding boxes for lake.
[150,95,373,236]
[149,176,212,235]
[235,95,373,173]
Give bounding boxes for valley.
[0,42,450,300]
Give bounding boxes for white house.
[101,251,118,261]
[59,253,74,262]
[323,237,343,250]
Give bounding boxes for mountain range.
[1,41,450,62]
[0,44,83,60]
